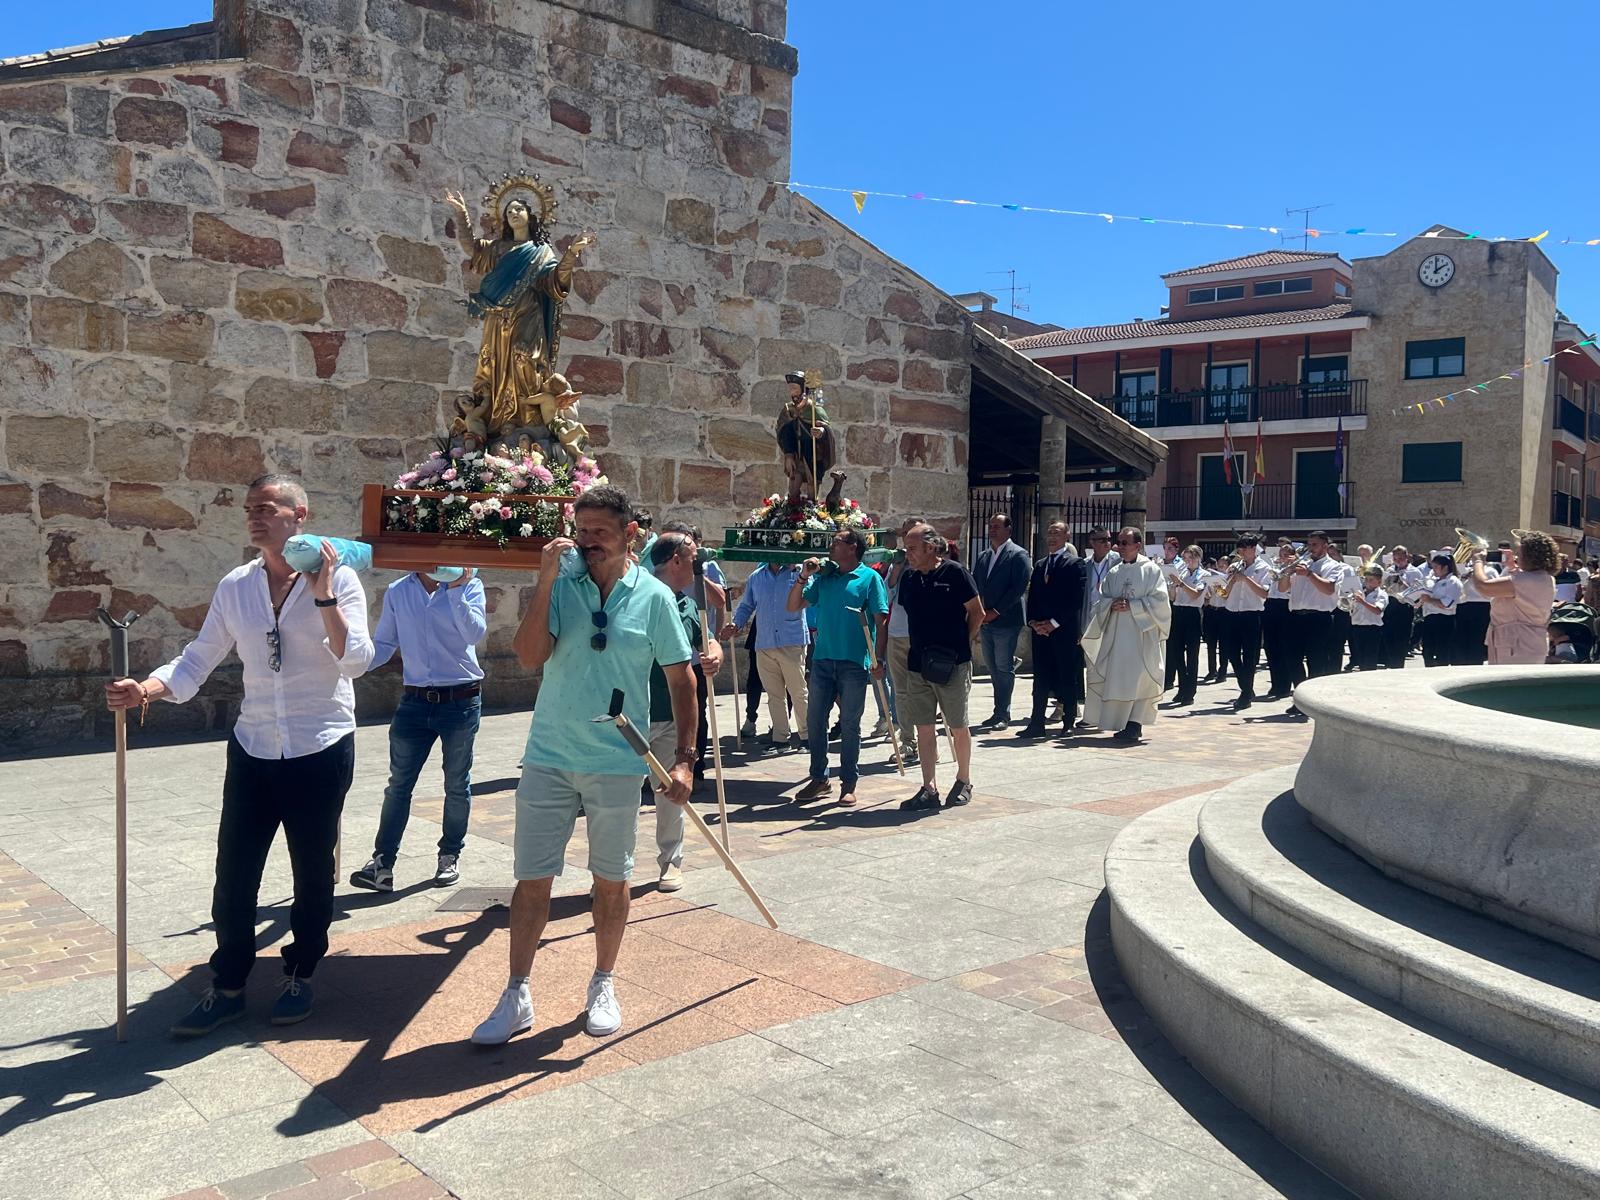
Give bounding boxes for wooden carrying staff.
[596,689,777,928]
[695,566,730,849]
[95,608,138,1042]
[851,607,905,776]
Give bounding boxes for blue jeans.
[807,658,869,791]
[375,694,480,865]
[980,624,1023,720]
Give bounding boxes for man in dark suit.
[974,512,1033,730]
[1016,521,1090,739]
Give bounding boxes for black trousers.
[1331,609,1353,670]
[1453,602,1491,665]
[1167,606,1202,699]
[1422,614,1455,667]
[212,733,355,991]
[693,663,709,772]
[1030,629,1083,725]
[1222,609,1263,700]
[1350,624,1383,671]
[1288,610,1336,685]
[1202,606,1227,679]
[743,625,762,722]
[1262,599,1293,696]
[1380,599,1414,668]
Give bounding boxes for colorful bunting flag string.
[790,182,1598,249]
[1395,340,1599,416]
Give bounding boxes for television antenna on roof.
[987,268,1031,314]
[1283,204,1332,251]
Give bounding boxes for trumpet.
[1266,543,1311,580]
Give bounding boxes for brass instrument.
[1452,527,1489,567]
[1266,542,1311,581]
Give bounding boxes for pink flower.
[531,465,554,485]
[479,471,495,484]
[441,468,457,481]
[429,449,444,459]
[450,447,465,458]
[500,505,513,519]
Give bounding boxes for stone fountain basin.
[1294,666,1600,959]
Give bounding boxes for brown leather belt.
[404,683,482,703]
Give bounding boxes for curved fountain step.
[1200,766,1600,1093]
[1107,793,1600,1200]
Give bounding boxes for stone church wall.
[0,0,972,750]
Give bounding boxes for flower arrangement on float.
[375,445,608,550]
[728,493,877,552]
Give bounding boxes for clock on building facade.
[1418,253,1456,288]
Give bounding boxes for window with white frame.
[1187,284,1245,304]
[1253,277,1314,297]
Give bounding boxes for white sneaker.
[585,973,621,1036]
[658,863,683,892]
[470,983,533,1045]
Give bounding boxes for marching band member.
[1163,545,1206,706]
[1417,552,1463,667]
[1331,545,1365,671]
[1379,546,1424,669]
[1199,557,1228,685]
[1220,534,1272,711]
[1282,531,1342,718]
[1261,538,1296,699]
[1452,552,1497,666]
[1347,565,1388,671]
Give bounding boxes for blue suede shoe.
[270,975,314,1025]
[170,987,246,1038]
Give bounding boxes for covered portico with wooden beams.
[968,324,1167,551]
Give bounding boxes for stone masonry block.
[243,377,342,433]
[47,239,144,301]
[30,298,125,353]
[7,416,90,475]
[234,271,326,324]
[99,200,189,249]
[126,311,214,363]
[150,258,233,309]
[194,213,284,268]
[186,433,266,484]
[112,97,189,148]
[366,331,453,383]
[107,483,196,530]
[326,278,407,327]
[93,421,184,482]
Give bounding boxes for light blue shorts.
[514,764,645,882]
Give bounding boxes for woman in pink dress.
[1472,531,1558,664]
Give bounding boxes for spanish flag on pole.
[1222,420,1235,484]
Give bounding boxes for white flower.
[519,523,534,537]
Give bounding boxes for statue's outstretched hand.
[444,189,470,218]
[569,230,597,255]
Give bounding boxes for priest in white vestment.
[1081,527,1171,744]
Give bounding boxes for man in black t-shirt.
[894,523,984,812]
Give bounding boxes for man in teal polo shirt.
[471,486,696,1046]
[787,528,889,807]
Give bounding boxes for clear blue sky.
[9,2,1598,332]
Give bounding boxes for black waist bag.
[920,645,959,686]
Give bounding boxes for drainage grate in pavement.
[435,886,515,912]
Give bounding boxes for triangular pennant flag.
[1529,231,1550,243]
[1002,203,1020,211]
[850,190,867,214]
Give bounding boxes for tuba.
[1452,527,1489,567]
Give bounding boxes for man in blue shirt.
[353,567,487,893]
[472,486,695,1046]
[786,529,889,807]
[721,560,809,750]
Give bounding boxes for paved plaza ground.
[0,674,1358,1199]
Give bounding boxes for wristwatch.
[673,747,697,765]
[314,597,339,607]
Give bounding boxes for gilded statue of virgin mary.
[444,174,595,444]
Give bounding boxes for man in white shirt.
[1220,534,1273,711]
[105,474,373,1036]
[352,566,487,894]
[1380,545,1424,668]
[1280,530,1342,718]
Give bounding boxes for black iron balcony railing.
[1555,397,1588,441]
[1103,379,1367,429]
[1551,491,1581,529]
[1161,481,1354,524]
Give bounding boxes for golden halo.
[483,172,556,232]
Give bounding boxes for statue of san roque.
[445,174,595,464]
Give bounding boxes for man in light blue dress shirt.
[352,567,487,893]
[722,560,809,749]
